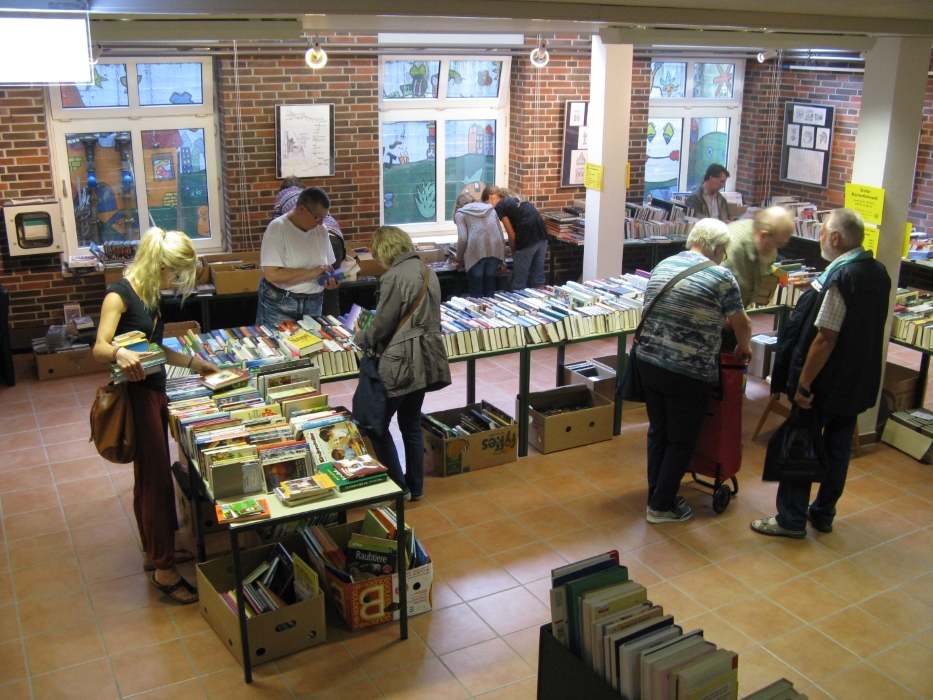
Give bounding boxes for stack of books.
[219,542,322,618]
[550,551,740,699]
[318,455,389,493]
[274,473,338,507]
[422,402,513,438]
[111,343,167,383]
[215,497,271,523]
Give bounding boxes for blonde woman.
[93,228,217,604]
[453,192,505,297]
[353,226,451,500]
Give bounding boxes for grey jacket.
[684,185,731,223]
[354,252,451,398]
[454,201,505,271]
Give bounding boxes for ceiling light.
[757,49,778,63]
[305,38,327,69]
[530,38,549,68]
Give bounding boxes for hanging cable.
[232,40,252,250]
[760,50,782,205]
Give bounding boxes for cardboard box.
[320,520,433,632]
[414,243,446,264]
[749,332,779,379]
[563,362,615,401]
[174,475,227,535]
[355,251,387,278]
[35,348,107,381]
[197,535,327,667]
[881,412,933,464]
[878,361,920,430]
[103,264,128,288]
[422,401,518,477]
[521,385,614,454]
[164,320,201,339]
[209,252,263,295]
[577,355,645,410]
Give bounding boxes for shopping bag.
[352,351,389,438]
[88,382,136,464]
[616,346,644,403]
[762,406,827,483]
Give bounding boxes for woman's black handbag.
[762,406,828,483]
[352,264,430,437]
[617,260,714,403]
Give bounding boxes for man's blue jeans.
[511,239,547,290]
[256,277,323,329]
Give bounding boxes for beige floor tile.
[462,466,524,493]
[676,611,756,652]
[0,573,12,607]
[814,606,905,658]
[891,528,933,565]
[0,680,30,700]
[110,638,196,696]
[843,474,907,505]
[474,677,538,699]
[49,457,109,484]
[441,638,534,696]
[810,520,882,557]
[200,664,293,699]
[428,577,463,611]
[87,571,164,617]
[850,542,931,585]
[439,558,520,602]
[3,506,67,541]
[181,629,239,676]
[435,493,507,529]
[484,482,556,515]
[371,657,469,700]
[17,588,94,637]
[880,494,933,527]
[819,662,918,700]
[545,527,621,563]
[409,603,497,656]
[674,522,761,562]
[56,475,117,505]
[98,605,180,654]
[62,496,128,529]
[302,679,383,700]
[470,587,550,636]
[421,475,479,504]
[462,516,538,555]
[514,505,588,540]
[717,595,805,643]
[592,513,671,552]
[859,588,933,636]
[127,678,209,699]
[764,576,849,621]
[1,486,61,516]
[0,466,54,494]
[807,559,892,604]
[764,626,860,682]
[492,542,567,584]
[30,659,118,700]
[78,543,144,585]
[502,625,541,667]
[736,646,809,698]
[532,472,600,502]
[70,518,137,556]
[420,530,487,571]
[646,581,708,619]
[560,492,631,525]
[630,538,712,580]
[11,558,83,601]
[841,506,918,542]
[900,572,933,608]
[24,621,106,676]
[870,641,933,699]
[7,531,75,570]
[760,537,842,573]
[403,505,458,537]
[0,640,27,686]
[716,549,800,590]
[669,565,756,611]
[0,603,20,644]
[343,621,434,676]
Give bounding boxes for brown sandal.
[143,548,196,572]
[150,573,199,605]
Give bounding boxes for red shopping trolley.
[689,353,745,513]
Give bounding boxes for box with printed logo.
[421,401,518,477]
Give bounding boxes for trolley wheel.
[713,484,732,514]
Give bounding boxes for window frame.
[378,55,511,237]
[46,56,223,254]
[647,57,745,195]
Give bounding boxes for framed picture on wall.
[779,102,835,188]
[151,153,175,181]
[275,103,336,179]
[560,101,589,188]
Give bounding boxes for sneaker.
[750,516,806,539]
[647,504,693,524]
[410,492,424,502]
[674,495,687,509]
[807,509,833,533]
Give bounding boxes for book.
[346,536,398,581]
[550,551,621,647]
[675,648,739,700]
[319,259,360,284]
[215,498,271,522]
[564,565,629,657]
[318,461,388,492]
[201,368,251,392]
[330,455,388,480]
[282,330,323,357]
[292,552,320,601]
[304,420,367,466]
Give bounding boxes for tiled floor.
[1,332,933,700]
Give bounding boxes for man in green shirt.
[724,206,794,308]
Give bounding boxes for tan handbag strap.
[394,263,430,335]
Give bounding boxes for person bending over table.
[257,186,340,327]
[481,185,548,291]
[94,228,218,604]
[453,192,505,297]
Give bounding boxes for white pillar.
[850,37,930,438]
[583,36,632,280]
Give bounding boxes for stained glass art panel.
[382,61,442,99]
[382,121,438,224]
[644,117,683,200]
[447,60,502,99]
[60,64,128,109]
[693,63,735,99]
[65,131,138,245]
[444,119,496,220]
[142,128,211,238]
[650,62,686,98]
[687,118,730,190]
[137,63,204,106]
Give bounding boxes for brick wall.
[909,63,933,232]
[0,88,107,338]
[628,58,651,199]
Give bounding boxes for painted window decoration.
[686,118,730,191]
[142,129,211,238]
[693,63,735,99]
[644,118,683,201]
[446,60,502,99]
[650,62,686,98]
[383,61,442,99]
[382,121,437,225]
[444,120,496,220]
[66,131,138,246]
[137,63,204,106]
[60,64,129,109]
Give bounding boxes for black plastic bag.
[352,351,388,438]
[763,406,828,483]
[617,346,644,403]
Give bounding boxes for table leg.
[230,528,252,683]
[396,492,408,641]
[202,297,211,333]
[189,464,207,563]
[519,348,531,457]
[467,358,476,405]
[917,353,930,408]
[614,335,626,436]
[555,345,565,387]
[549,243,556,285]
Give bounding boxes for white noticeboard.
[779,102,835,189]
[275,104,336,179]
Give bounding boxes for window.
[645,58,744,202]
[47,57,222,253]
[379,56,510,235]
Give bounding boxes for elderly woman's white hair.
[686,218,731,257]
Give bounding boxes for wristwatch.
[797,384,812,398]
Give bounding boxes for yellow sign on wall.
[584,162,604,191]
[863,223,880,257]
[844,183,885,225]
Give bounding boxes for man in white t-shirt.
[256,187,340,327]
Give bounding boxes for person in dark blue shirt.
[482,186,548,290]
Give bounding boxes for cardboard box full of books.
[354,251,387,277]
[880,410,933,464]
[422,401,518,477]
[322,520,433,632]
[413,242,446,264]
[35,348,106,381]
[879,361,920,429]
[196,534,326,667]
[522,385,614,454]
[209,252,263,294]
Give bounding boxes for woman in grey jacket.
[354,226,451,500]
[454,193,505,297]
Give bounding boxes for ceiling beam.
[90,18,302,42]
[599,28,879,52]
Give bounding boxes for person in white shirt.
[256,187,340,327]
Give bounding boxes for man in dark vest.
[752,208,891,539]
